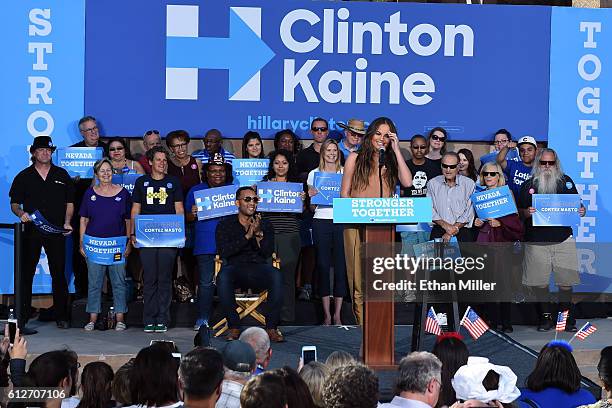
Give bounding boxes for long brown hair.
[351,117,399,195]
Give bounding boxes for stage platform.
[13,318,607,402]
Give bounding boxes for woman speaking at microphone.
[340,117,413,324]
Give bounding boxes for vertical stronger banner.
[0,1,85,294]
[549,7,612,293]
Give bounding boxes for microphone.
[379,148,386,168]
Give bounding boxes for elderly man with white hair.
[380,352,442,408]
[239,327,272,375]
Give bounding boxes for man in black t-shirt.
[9,136,75,330]
[296,117,329,182]
[403,135,442,198]
[517,148,586,332]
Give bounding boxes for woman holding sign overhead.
[473,161,524,333]
[341,117,413,324]
[307,139,346,326]
[130,146,184,333]
[262,150,306,323]
[79,158,132,331]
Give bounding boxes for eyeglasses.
[171,142,188,149]
[411,145,427,150]
[241,196,260,203]
[431,135,446,142]
[494,140,509,145]
[81,126,98,134]
[441,163,458,169]
[109,146,124,152]
[482,171,499,177]
[145,130,159,136]
[311,127,328,132]
[539,160,556,166]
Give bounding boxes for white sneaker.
[84,322,95,331]
[115,322,127,331]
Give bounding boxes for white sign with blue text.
[194,184,239,220]
[257,181,303,213]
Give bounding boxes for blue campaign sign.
[31,210,70,235]
[333,197,432,224]
[233,159,269,186]
[413,237,461,260]
[471,186,517,219]
[55,147,103,178]
[83,234,127,265]
[134,214,185,248]
[112,173,142,194]
[257,182,303,213]
[194,184,239,220]
[532,194,581,227]
[84,0,550,141]
[311,173,342,205]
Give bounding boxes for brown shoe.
[226,328,241,341]
[266,328,286,343]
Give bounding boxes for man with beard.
[517,148,586,332]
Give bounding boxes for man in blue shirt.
[497,135,538,198]
[192,128,235,164]
[479,128,519,169]
[337,119,365,160]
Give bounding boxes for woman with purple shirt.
[79,158,132,331]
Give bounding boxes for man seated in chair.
[216,186,285,342]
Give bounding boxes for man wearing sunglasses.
[138,130,162,174]
[517,148,586,332]
[297,117,329,182]
[337,118,365,161]
[427,152,475,243]
[497,135,537,198]
[215,186,284,342]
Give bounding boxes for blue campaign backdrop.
[84,0,550,141]
[548,8,612,293]
[0,1,85,294]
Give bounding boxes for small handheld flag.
[460,307,489,340]
[556,310,568,332]
[425,307,442,335]
[569,322,597,343]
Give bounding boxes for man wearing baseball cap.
[496,135,538,198]
[9,136,75,331]
[218,340,256,408]
[337,119,366,161]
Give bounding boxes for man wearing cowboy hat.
[337,119,366,160]
[9,136,75,331]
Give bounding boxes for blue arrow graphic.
[166,8,275,97]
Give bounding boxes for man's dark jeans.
[216,263,282,329]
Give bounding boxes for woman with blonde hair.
[307,139,346,325]
[341,117,412,324]
[300,362,331,408]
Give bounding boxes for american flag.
[461,307,489,340]
[425,307,442,335]
[556,310,569,332]
[576,322,597,340]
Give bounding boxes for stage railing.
[0,223,24,328]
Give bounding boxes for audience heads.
[299,361,330,408]
[167,130,191,159]
[323,364,379,408]
[452,361,520,405]
[108,138,133,161]
[396,352,442,406]
[516,135,537,165]
[441,152,460,181]
[597,346,612,392]
[457,148,477,181]
[143,130,162,151]
[222,340,256,380]
[26,349,78,393]
[179,347,224,402]
[526,342,582,393]
[410,135,428,160]
[235,186,259,217]
[432,334,469,407]
[78,361,114,408]
[310,117,329,143]
[145,145,169,164]
[479,162,506,188]
[204,128,223,154]
[493,129,512,151]
[78,115,99,146]
[130,344,179,407]
[241,371,288,408]
[239,327,271,367]
[112,358,134,407]
[93,158,113,178]
[274,129,301,153]
[325,350,357,370]
[242,131,265,159]
[428,127,448,154]
[532,148,564,194]
[204,153,233,186]
[278,366,316,408]
[318,139,341,171]
[266,150,298,182]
